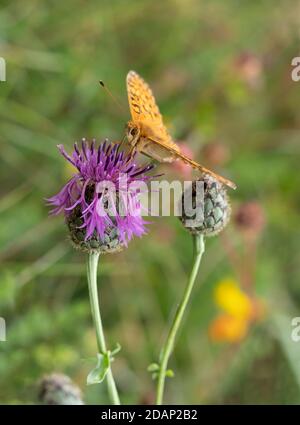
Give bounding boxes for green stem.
[155,234,205,405]
[87,252,121,405]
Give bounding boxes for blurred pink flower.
[234,52,263,88]
[201,141,230,168]
[171,143,194,178]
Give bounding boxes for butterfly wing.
[126,71,179,151]
[126,71,236,189]
[147,136,237,190]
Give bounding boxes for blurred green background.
[0,0,300,404]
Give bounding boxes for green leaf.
[147,363,159,372]
[87,352,110,386]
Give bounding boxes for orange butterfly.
[125,70,236,190]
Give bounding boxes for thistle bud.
[179,174,231,236]
[67,201,124,254]
[38,373,84,405]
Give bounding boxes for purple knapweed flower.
[47,139,154,253]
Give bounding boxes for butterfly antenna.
[99,80,126,115]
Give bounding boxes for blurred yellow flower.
[209,278,264,343]
[209,314,248,343]
[214,278,253,321]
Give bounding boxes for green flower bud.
[179,174,231,236]
[67,202,124,254]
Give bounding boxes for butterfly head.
[126,121,141,147]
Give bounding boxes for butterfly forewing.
[147,136,237,189]
[127,71,178,149]
[126,71,236,190]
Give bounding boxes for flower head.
[179,174,231,236]
[209,314,249,343]
[47,139,154,253]
[201,142,230,168]
[214,278,254,321]
[38,373,84,405]
[209,277,265,343]
[233,201,265,239]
